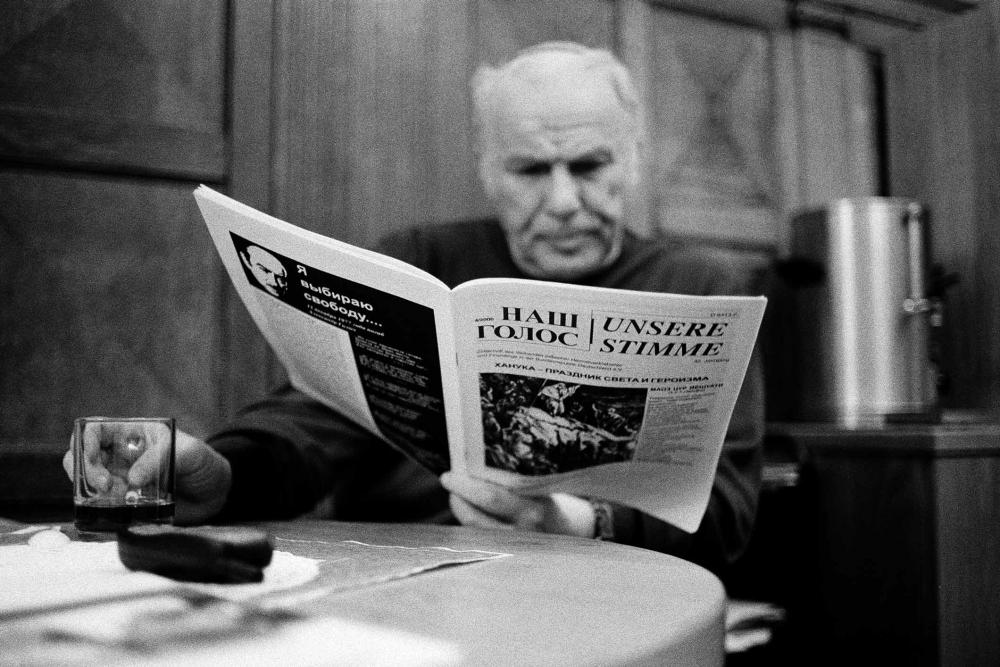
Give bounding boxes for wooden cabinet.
[769,421,1000,666]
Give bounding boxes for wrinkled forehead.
[485,54,633,146]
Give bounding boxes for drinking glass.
[72,417,176,532]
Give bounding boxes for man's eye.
[568,159,605,176]
[515,163,551,177]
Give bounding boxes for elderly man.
[66,42,763,575]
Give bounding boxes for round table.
[0,519,725,666]
[258,520,726,666]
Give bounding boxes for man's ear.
[239,250,251,270]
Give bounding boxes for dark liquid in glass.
[74,499,175,532]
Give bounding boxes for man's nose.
[544,164,582,218]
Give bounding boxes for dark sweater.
[209,220,764,575]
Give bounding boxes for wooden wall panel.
[0,0,227,180]
[882,0,1000,413]
[271,0,485,249]
[473,0,616,63]
[0,172,227,443]
[623,6,878,264]
[795,30,879,208]
[339,0,481,243]
[223,0,281,412]
[271,1,350,236]
[644,8,778,248]
[421,2,487,222]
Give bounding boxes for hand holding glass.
[72,417,176,531]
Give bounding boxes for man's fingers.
[62,447,73,480]
[66,430,111,493]
[80,423,103,464]
[448,494,512,530]
[126,438,171,489]
[440,472,542,528]
[440,472,521,517]
[123,421,174,488]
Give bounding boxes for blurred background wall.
[1,0,997,501]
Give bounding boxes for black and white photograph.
[2,1,998,665]
[479,372,646,475]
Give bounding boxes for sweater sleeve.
[207,384,448,523]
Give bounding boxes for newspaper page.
[450,278,766,532]
[194,186,463,474]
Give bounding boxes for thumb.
[126,446,166,488]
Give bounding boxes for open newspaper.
[194,186,767,532]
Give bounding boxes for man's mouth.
[545,233,596,252]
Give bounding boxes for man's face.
[479,61,638,280]
[243,246,287,297]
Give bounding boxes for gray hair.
[470,41,642,152]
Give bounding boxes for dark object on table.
[118,525,274,583]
